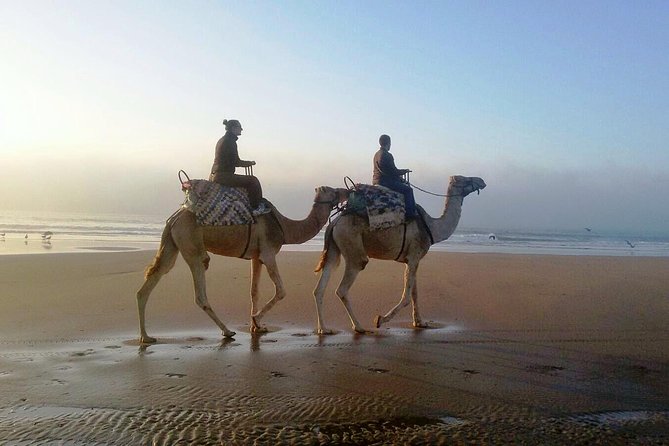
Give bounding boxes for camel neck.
[426,194,463,244]
[276,202,331,245]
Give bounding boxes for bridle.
[314,197,341,209]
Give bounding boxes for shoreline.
[0,237,662,258]
[1,250,668,443]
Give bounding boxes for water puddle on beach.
[567,410,669,426]
[0,405,91,420]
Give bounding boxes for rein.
[409,181,481,198]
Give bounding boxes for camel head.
[448,175,486,198]
[314,186,350,208]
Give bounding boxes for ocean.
[1,209,668,257]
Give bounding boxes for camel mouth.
[471,178,487,192]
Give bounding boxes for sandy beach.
[0,249,668,444]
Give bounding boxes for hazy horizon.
[2,1,668,235]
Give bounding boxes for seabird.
[625,240,635,248]
[41,231,53,240]
[585,228,592,232]
[488,233,496,241]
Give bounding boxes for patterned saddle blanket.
[182,180,271,226]
[346,184,406,230]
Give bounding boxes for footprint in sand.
[526,364,564,375]
[70,349,95,357]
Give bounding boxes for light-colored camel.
[313,175,486,334]
[137,186,348,344]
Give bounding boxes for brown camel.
[313,175,486,334]
[137,186,348,344]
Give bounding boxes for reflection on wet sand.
[0,250,667,444]
[1,330,667,444]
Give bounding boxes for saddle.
[182,179,271,226]
[344,184,406,230]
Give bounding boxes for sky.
[1,0,668,234]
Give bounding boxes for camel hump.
[182,179,271,226]
[344,184,406,230]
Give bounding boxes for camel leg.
[410,274,427,328]
[249,257,264,332]
[250,254,286,332]
[375,262,418,328]
[183,251,236,338]
[312,244,341,335]
[336,259,368,334]
[136,231,179,344]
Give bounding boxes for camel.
[313,175,486,334]
[136,186,348,344]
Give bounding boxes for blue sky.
[1,1,668,233]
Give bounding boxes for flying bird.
[584,228,592,232]
[625,240,635,248]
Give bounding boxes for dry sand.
[0,249,668,444]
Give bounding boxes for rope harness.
[408,180,482,198]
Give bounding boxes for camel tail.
[145,213,179,278]
[315,221,340,272]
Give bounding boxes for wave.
[2,211,668,257]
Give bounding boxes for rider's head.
[223,119,243,135]
[379,134,391,149]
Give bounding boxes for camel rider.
[372,134,417,218]
[209,119,263,209]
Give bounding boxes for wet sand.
[0,250,668,444]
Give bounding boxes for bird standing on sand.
[41,231,53,240]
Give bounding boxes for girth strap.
[395,223,407,261]
[239,223,253,258]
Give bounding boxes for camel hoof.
[140,336,157,344]
[354,327,369,335]
[223,331,236,338]
[251,325,268,334]
[374,315,383,328]
[317,328,335,336]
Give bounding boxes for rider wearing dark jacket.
[372,134,416,218]
[209,119,262,208]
